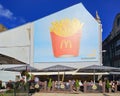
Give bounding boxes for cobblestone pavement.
[33,93,120,96]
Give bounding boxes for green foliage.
[0,93,12,96]
[1,93,28,96]
[106,80,111,89]
[5,89,14,93]
[48,78,52,88]
[5,89,14,96]
[14,81,28,93]
[21,71,30,79]
[24,82,29,91]
[30,74,34,80]
[75,79,79,88]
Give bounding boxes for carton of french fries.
[50,18,83,57]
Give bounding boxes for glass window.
[117,18,120,26]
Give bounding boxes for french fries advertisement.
[34,3,99,63]
[50,18,83,57]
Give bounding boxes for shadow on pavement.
[103,94,110,96]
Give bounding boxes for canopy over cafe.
[0,3,103,81]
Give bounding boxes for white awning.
[109,72,120,75]
[31,71,109,75]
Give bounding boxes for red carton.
[50,31,81,57]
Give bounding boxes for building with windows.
[102,13,120,67]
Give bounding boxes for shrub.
[48,78,52,88]
[106,80,111,89]
[75,79,79,88]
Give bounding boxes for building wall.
[0,24,27,64]
[33,4,101,69]
[102,13,120,67]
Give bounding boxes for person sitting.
[6,80,13,90]
[79,80,83,91]
[29,80,35,94]
[111,81,115,92]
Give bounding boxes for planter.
[76,87,80,92]
[48,87,51,92]
[109,88,111,93]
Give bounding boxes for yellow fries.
[50,18,83,37]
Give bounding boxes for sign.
[34,3,99,63]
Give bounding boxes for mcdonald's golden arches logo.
[60,40,72,49]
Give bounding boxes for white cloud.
[0,4,14,19]
[0,4,26,23]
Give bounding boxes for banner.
[34,3,99,63]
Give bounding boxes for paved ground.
[33,93,120,96]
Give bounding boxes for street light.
[102,50,107,53]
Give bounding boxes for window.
[117,18,120,26]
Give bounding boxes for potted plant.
[106,80,111,93]
[21,71,30,80]
[30,74,34,80]
[75,79,79,92]
[48,78,52,92]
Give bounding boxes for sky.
[0,0,120,41]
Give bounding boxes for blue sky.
[0,0,120,40]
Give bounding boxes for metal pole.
[113,75,115,80]
[27,25,32,96]
[14,82,16,96]
[93,69,95,83]
[62,72,65,82]
[58,70,60,89]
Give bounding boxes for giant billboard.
[34,3,99,63]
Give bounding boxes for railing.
[51,81,72,92]
[83,82,105,93]
[1,80,120,95]
[42,81,120,93]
